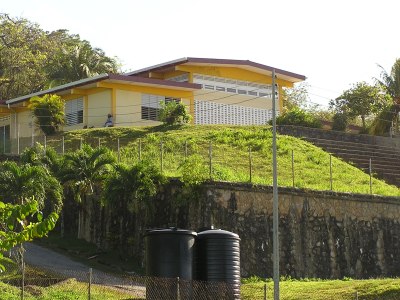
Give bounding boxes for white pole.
[272,69,279,300]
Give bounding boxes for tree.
[102,161,165,217]
[47,38,119,87]
[0,14,120,100]
[281,82,311,112]
[0,161,62,211]
[374,59,400,133]
[63,144,115,239]
[102,161,165,247]
[29,94,65,135]
[0,199,58,271]
[330,82,388,130]
[159,101,192,125]
[0,14,53,100]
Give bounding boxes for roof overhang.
[126,57,306,83]
[6,74,201,105]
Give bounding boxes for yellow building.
[2,57,305,139]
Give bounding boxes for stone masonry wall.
[71,181,400,279]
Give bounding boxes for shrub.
[274,108,321,128]
[29,94,65,135]
[159,101,192,125]
[331,112,348,131]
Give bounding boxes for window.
[65,98,83,126]
[141,94,180,121]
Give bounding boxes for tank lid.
[145,227,197,237]
[197,229,240,240]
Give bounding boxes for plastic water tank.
[145,228,197,300]
[195,229,241,299]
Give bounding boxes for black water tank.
[195,229,241,299]
[145,228,197,300]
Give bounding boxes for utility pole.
[272,69,279,300]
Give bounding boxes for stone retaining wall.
[72,181,400,279]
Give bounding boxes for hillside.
[58,125,400,197]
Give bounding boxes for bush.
[274,108,321,128]
[331,112,348,131]
[159,101,192,125]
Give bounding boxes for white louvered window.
[141,94,180,121]
[65,98,83,126]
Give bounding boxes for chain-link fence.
[0,262,247,300]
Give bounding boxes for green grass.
[50,124,400,197]
[0,278,142,299]
[241,278,400,300]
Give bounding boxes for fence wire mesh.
[0,262,250,300]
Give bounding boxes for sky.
[2,0,400,109]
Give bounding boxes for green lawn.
[55,125,400,197]
[0,279,142,300]
[241,278,400,300]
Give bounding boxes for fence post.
[369,158,372,195]
[184,140,188,159]
[31,128,34,147]
[355,291,358,300]
[98,137,101,148]
[21,260,25,300]
[330,154,333,191]
[138,139,142,161]
[44,135,47,151]
[117,138,120,162]
[209,141,212,179]
[176,277,180,300]
[249,146,252,183]
[17,125,20,155]
[3,127,5,154]
[88,268,92,300]
[62,136,65,155]
[80,138,83,150]
[160,141,163,173]
[291,150,295,187]
[264,283,267,300]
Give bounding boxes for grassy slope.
[61,125,400,196]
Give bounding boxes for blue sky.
[2,0,400,108]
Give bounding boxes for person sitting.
[104,114,113,127]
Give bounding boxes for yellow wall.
[115,89,141,126]
[13,110,34,138]
[87,90,112,128]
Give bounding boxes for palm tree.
[0,161,62,210]
[375,59,400,134]
[63,144,115,239]
[48,40,119,87]
[102,161,165,248]
[21,144,67,234]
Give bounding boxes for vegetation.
[62,125,400,196]
[330,82,388,131]
[274,107,322,128]
[373,59,400,135]
[0,14,119,100]
[331,112,348,131]
[159,101,192,125]
[29,94,65,135]
[0,279,138,299]
[241,277,400,300]
[63,145,115,239]
[0,200,58,271]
